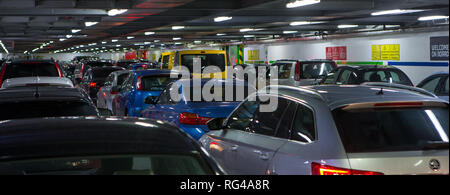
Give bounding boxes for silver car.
[1,76,74,89]
[417,72,449,102]
[96,70,130,112]
[270,60,337,86]
[200,84,449,175]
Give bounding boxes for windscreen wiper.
[421,141,449,150]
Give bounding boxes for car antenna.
[376,87,384,95]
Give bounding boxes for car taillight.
[90,82,97,88]
[54,62,63,77]
[179,113,213,125]
[311,163,383,175]
[136,76,143,91]
[0,64,7,87]
[294,61,301,81]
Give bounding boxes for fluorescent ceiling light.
[116,45,121,47]
[145,32,155,35]
[286,0,320,8]
[154,40,160,43]
[244,35,255,38]
[214,16,233,22]
[101,41,107,44]
[371,9,424,16]
[172,26,185,30]
[65,35,72,38]
[111,39,118,42]
[217,33,226,36]
[283,31,298,34]
[85,22,98,27]
[338,25,359,29]
[71,29,81,33]
[290,21,324,26]
[108,9,128,16]
[173,37,181,40]
[59,38,66,41]
[240,28,254,32]
[418,15,449,21]
[194,40,202,44]
[127,36,134,39]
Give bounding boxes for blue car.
[112,70,178,117]
[129,63,150,70]
[141,79,256,140]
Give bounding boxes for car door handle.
[254,150,270,160]
[231,145,239,151]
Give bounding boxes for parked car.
[269,59,337,86]
[0,60,63,87]
[0,117,225,175]
[129,63,151,70]
[417,72,449,102]
[141,79,256,140]
[1,76,74,88]
[116,60,138,69]
[233,63,269,88]
[320,65,414,86]
[96,70,130,112]
[77,66,125,104]
[200,84,449,175]
[74,60,114,80]
[112,70,179,117]
[0,86,110,120]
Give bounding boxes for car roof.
[272,85,448,110]
[2,76,74,88]
[0,86,90,103]
[338,65,398,70]
[0,117,202,161]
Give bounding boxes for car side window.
[226,97,259,131]
[437,76,449,96]
[248,96,289,137]
[275,101,297,139]
[157,86,171,105]
[421,77,441,94]
[291,103,316,143]
[337,69,352,84]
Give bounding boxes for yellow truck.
[162,50,228,79]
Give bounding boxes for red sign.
[326,46,347,60]
[125,52,137,60]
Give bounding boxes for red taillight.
[294,61,301,81]
[374,102,423,107]
[136,76,143,91]
[89,82,97,88]
[179,113,213,125]
[54,62,63,77]
[333,61,338,68]
[0,64,7,87]
[311,163,383,175]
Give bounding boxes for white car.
[1,76,74,89]
[96,70,130,112]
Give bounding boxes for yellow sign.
[247,50,260,61]
[372,44,400,61]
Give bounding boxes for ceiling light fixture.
[418,15,449,21]
[214,16,233,22]
[338,24,359,29]
[111,39,118,42]
[283,31,298,34]
[290,21,324,26]
[286,0,320,8]
[173,37,181,40]
[127,36,135,39]
[85,22,98,27]
[172,26,185,30]
[145,32,155,35]
[371,9,424,16]
[217,33,226,36]
[108,9,128,16]
[71,29,81,33]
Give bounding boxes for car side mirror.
[207,118,225,131]
[144,96,158,105]
[98,108,112,117]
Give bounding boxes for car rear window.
[301,62,335,79]
[363,69,412,85]
[332,105,449,153]
[140,76,176,91]
[0,101,98,120]
[3,62,59,81]
[180,54,226,72]
[0,154,213,175]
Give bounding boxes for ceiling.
[0,0,448,54]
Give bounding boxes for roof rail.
[361,82,437,98]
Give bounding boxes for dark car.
[0,86,104,120]
[417,72,449,102]
[0,117,225,175]
[320,65,414,86]
[0,60,63,87]
[77,66,126,104]
[270,59,338,86]
[74,60,114,80]
[116,60,139,69]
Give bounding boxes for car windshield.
[181,54,226,72]
[0,154,213,175]
[333,105,449,153]
[0,101,98,120]
[3,62,59,81]
[301,62,335,79]
[141,76,176,91]
[363,69,412,85]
